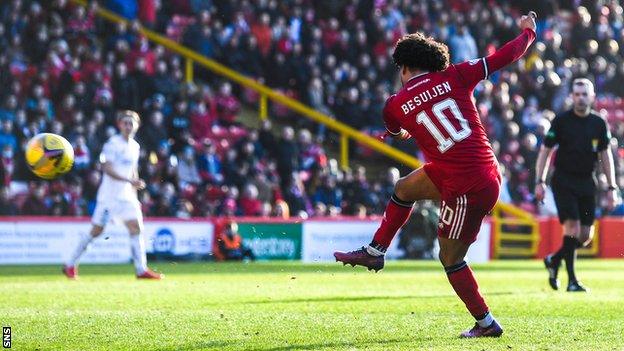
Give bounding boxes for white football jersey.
[96,134,141,202]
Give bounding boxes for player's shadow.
[259,336,419,351]
[0,262,450,277]
[149,337,418,351]
[150,340,233,351]
[243,291,515,305]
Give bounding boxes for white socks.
[366,245,385,257]
[130,234,148,275]
[67,233,94,267]
[67,231,148,275]
[477,312,495,328]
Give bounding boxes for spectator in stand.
[240,36,264,78]
[153,182,176,217]
[72,82,92,113]
[197,138,223,184]
[219,186,240,217]
[168,99,191,152]
[177,145,201,188]
[0,145,14,186]
[0,186,17,215]
[130,57,155,105]
[49,189,70,216]
[298,129,325,172]
[138,0,158,30]
[251,13,272,58]
[215,82,240,126]
[251,170,274,204]
[275,126,298,188]
[152,61,179,101]
[239,183,262,216]
[312,176,342,211]
[283,173,310,218]
[313,201,327,217]
[137,110,168,153]
[22,183,48,215]
[106,0,138,21]
[189,100,215,141]
[185,19,219,59]
[175,199,194,219]
[66,180,87,216]
[380,167,400,203]
[258,119,277,157]
[112,61,140,111]
[448,26,478,63]
[0,120,17,152]
[272,198,290,218]
[0,95,18,122]
[72,135,91,174]
[66,4,96,37]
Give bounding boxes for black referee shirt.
[543,109,610,176]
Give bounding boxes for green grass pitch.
[1,260,623,350]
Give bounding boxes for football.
[25,133,74,179]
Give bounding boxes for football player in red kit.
[334,12,537,337]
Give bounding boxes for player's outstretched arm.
[485,11,537,74]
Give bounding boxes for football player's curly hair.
[392,33,450,72]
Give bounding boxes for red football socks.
[445,261,489,317]
[370,194,414,251]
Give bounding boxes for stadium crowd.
[0,0,622,218]
[144,0,624,215]
[0,0,399,218]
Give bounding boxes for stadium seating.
[0,1,622,218]
[0,0,392,218]
[147,0,624,215]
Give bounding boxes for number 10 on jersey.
[416,98,472,153]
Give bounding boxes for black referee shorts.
[551,171,596,226]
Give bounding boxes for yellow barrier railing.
[491,202,539,258]
[75,1,540,255]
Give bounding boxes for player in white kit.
[63,110,163,279]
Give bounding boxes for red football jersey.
[384,28,536,196]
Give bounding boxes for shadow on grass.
[150,340,234,351]
[148,337,418,351]
[240,291,516,305]
[0,262,443,277]
[259,336,420,351]
[0,260,557,277]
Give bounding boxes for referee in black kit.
[534,78,620,292]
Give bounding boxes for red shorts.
[435,174,500,244]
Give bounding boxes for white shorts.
[92,200,143,227]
